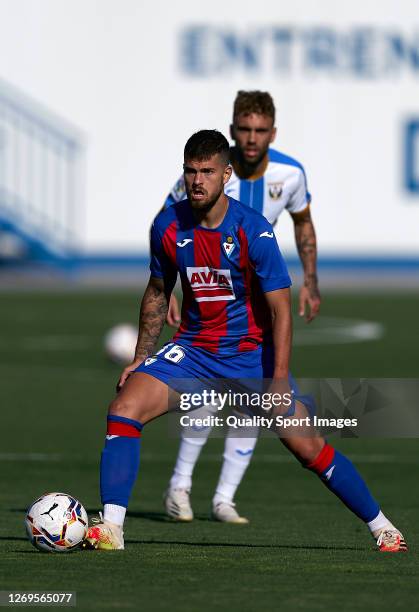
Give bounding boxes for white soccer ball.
[25,492,88,552]
[104,323,137,365]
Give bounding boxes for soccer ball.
[25,492,88,552]
[104,323,137,365]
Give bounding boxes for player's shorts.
[134,342,314,418]
[135,342,275,381]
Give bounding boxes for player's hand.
[267,376,293,416]
[166,294,181,328]
[299,284,321,323]
[116,357,146,392]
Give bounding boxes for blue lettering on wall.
[179,26,419,79]
[304,28,338,72]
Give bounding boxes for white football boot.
[164,488,194,522]
[82,513,124,550]
[212,501,249,524]
[375,528,408,552]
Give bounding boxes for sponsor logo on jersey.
[259,231,274,238]
[186,267,235,302]
[268,181,283,200]
[176,238,193,248]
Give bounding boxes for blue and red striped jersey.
[150,197,291,355]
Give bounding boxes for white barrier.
[0,1,417,258]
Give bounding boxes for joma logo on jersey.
[186,267,235,302]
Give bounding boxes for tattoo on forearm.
[295,221,320,300]
[304,273,321,300]
[134,283,168,360]
[296,230,316,263]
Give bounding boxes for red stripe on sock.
[307,443,335,474]
[107,422,141,438]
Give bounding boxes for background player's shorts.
[134,342,314,418]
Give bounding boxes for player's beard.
[189,184,225,213]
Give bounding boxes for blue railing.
[0,78,84,260]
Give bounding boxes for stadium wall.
[0,0,418,266]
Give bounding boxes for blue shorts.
[135,342,276,381]
[134,342,314,418]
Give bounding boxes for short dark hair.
[184,130,230,165]
[233,90,275,123]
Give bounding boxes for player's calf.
[303,443,408,552]
[83,374,170,551]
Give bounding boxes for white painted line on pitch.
[21,336,92,350]
[139,452,416,464]
[0,364,108,379]
[0,452,416,465]
[0,453,62,461]
[293,317,385,346]
[0,317,384,352]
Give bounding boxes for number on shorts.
[164,344,185,363]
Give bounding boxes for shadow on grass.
[124,538,360,551]
[0,534,360,553]
[7,511,362,552]
[126,510,213,523]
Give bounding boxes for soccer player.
[164,91,321,523]
[83,130,406,552]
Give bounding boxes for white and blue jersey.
[164,148,311,224]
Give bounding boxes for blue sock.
[100,415,143,508]
[307,444,380,522]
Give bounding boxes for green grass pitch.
[0,290,418,611]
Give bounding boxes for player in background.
[163,91,321,523]
[83,130,406,552]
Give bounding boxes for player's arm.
[117,276,170,388]
[133,276,169,362]
[248,219,292,378]
[118,218,177,388]
[161,176,186,327]
[290,206,321,323]
[264,287,292,379]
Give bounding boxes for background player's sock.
[169,434,209,490]
[213,425,259,504]
[170,403,221,490]
[100,415,143,525]
[306,443,380,523]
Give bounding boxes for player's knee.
[108,395,151,424]
[108,396,138,418]
[108,396,128,417]
[283,437,325,466]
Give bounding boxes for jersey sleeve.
[285,167,311,214]
[149,220,177,288]
[248,220,292,292]
[163,176,186,209]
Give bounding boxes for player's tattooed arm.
[134,276,169,361]
[117,276,170,389]
[291,207,321,322]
